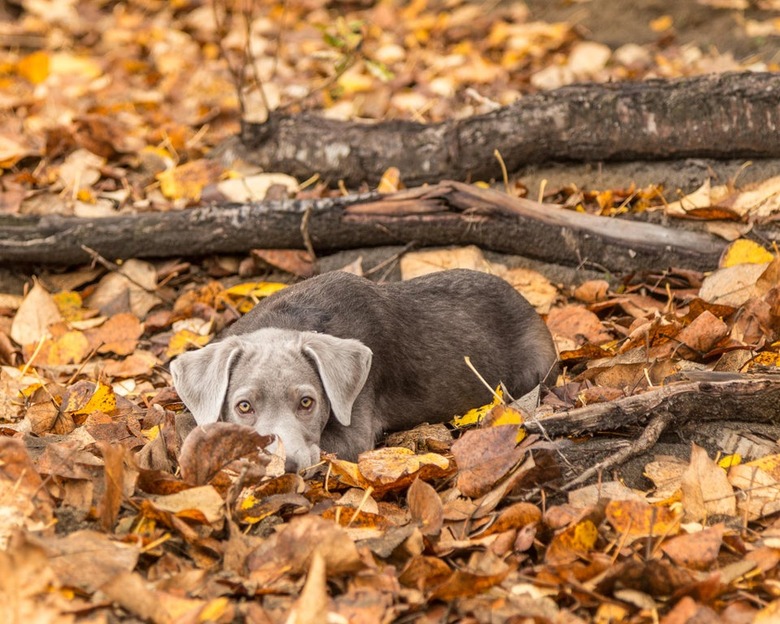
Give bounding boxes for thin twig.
[464,356,504,404]
[562,410,674,491]
[300,205,316,261]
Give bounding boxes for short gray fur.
[170,269,557,472]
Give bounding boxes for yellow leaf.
[142,425,161,441]
[485,404,527,443]
[747,351,780,370]
[217,281,287,313]
[650,15,673,32]
[76,188,94,203]
[50,52,102,79]
[64,381,117,416]
[337,67,374,95]
[451,387,503,428]
[720,239,774,268]
[18,51,50,84]
[377,167,401,193]
[746,453,780,480]
[157,160,222,201]
[46,331,90,366]
[546,519,599,564]
[328,458,370,489]
[198,597,231,622]
[718,454,741,469]
[53,291,84,322]
[166,330,211,359]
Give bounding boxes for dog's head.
[170,328,373,472]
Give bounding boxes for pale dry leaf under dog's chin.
[178,423,278,486]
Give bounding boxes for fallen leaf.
[699,262,768,307]
[681,444,736,522]
[87,312,144,356]
[11,281,63,347]
[286,549,330,624]
[178,422,276,485]
[41,530,139,593]
[0,439,54,548]
[451,425,525,498]
[356,447,451,494]
[217,281,288,313]
[377,166,402,193]
[247,515,363,579]
[408,478,443,537]
[605,499,681,542]
[251,249,314,278]
[660,524,724,570]
[152,485,225,525]
[61,381,117,417]
[720,238,774,268]
[216,172,298,202]
[400,245,494,280]
[157,159,223,202]
[545,519,598,565]
[547,304,612,346]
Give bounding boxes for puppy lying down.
[171,269,557,472]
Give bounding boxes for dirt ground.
[517,0,780,194]
[526,0,780,61]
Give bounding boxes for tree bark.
[0,181,731,270]
[525,373,780,438]
[236,72,780,187]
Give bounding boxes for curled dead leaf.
[178,422,276,486]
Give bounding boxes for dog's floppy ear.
[302,333,372,427]
[170,338,241,426]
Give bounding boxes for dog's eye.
[236,400,254,414]
[299,397,314,410]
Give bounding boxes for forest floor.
[3,0,780,622]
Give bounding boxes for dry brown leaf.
[247,515,363,579]
[0,534,67,624]
[0,439,54,548]
[354,447,451,494]
[451,425,525,498]
[96,441,126,532]
[152,485,225,525]
[681,444,736,522]
[87,312,144,356]
[407,477,444,537]
[500,266,558,314]
[399,246,494,280]
[547,304,612,346]
[660,524,724,571]
[178,422,276,486]
[100,571,173,624]
[286,549,330,624]
[605,499,681,542]
[102,350,160,378]
[10,280,62,347]
[651,310,729,359]
[251,249,315,278]
[41,530,139,593]
[573,279,610,303]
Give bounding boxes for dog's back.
[225,269,557,432]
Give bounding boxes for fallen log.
[0,181,730,270]
[525,373,780,489]
[236,72,780,186]
[528,373,780,439]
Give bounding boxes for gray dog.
[171,269,557,472]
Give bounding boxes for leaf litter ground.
[4,0,780,622]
